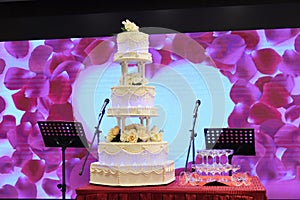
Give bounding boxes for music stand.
[38,121,88,200]
[204,128,255,174]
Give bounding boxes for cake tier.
[98,142,168,165]
[111,85,155,107]
[114,31,152,63]
[90,160,175,186]
[114,52,152,63]
[107,107,158,117]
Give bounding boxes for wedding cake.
[89,20,175,186]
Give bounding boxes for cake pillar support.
[121,61,128,85]
[137,61,145,80]
[121,116,126,135]
[117,117,121,128]
[145,117,150,135]
[139,117,143,125]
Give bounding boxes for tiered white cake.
[89,20,175,186]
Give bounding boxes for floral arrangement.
[121,19,139,32]
[123,72,149,85]
[106,124,163,143]
[105,126,121,142]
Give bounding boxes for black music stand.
[204,128,256,174]
[38,121,88,200]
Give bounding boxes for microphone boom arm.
[185,100,200,172]
[79,99,109,176]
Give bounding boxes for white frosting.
[107,107,158,116]
[98,142,168,165]
[111,85,155,108]
[114,52,152,63]
[116,31,149,53]
[114,31,152,63]
[90,161,175,186]
[90,142,175,186]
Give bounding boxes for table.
[76,176,267,200]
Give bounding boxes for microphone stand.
[185,106,199,172]
[79,110,105,176]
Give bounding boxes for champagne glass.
[231,164,241,174]
[242,172,252,186]
[224,149,234,165]
[195,163,205,176]
[209,149,218,165]
[193,164,204,182]
[230,171,247,187]
[223,163,232,177]
[189,171,201,186]
[199,149,209,165]
[206,164,216,182]
[216,149,224,165]
[231,173,244,186]
[179,171,189,185]
[197,149,206,164]
[215,149,225,176]
[200,163,210,177]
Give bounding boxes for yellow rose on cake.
[121,129,138,143]
[106,126,120,142]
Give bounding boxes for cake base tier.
[90,160,175,186]
[107,107,159,117]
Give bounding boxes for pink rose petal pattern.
[44,39,74,53]
[4,41,29,59]
[248,102,281,124]
[285,105,300,122]
[260,82,291,108]
[265,28,299,45]
[12,88,37,111]
[42,178,61,197]
[206,34,246,65]
[29,45,53,73]
[48,73,72,104]
[4,67,35,90]
[0,58,6,74]
[278,49,300,76]
[15,176,37,198]
[231,30,260,50]
[251,48,282,75]
[1,29,300,199]
[0,185,18,198]
[0,115,16,139]
[21,159,46,183]
[0,96,6,114]
[0,156,14,173]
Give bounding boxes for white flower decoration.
[150,125,163,142]
[122,19,139,32]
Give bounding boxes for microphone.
[99,98,110,116]
[193,99,201,118]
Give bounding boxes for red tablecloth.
[76,176,267,200]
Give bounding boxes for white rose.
[120,130,129,142]
[137,129,150,141]
[122,19,139,32]
[150,132,163,142]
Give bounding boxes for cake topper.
[121,19,139,32]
